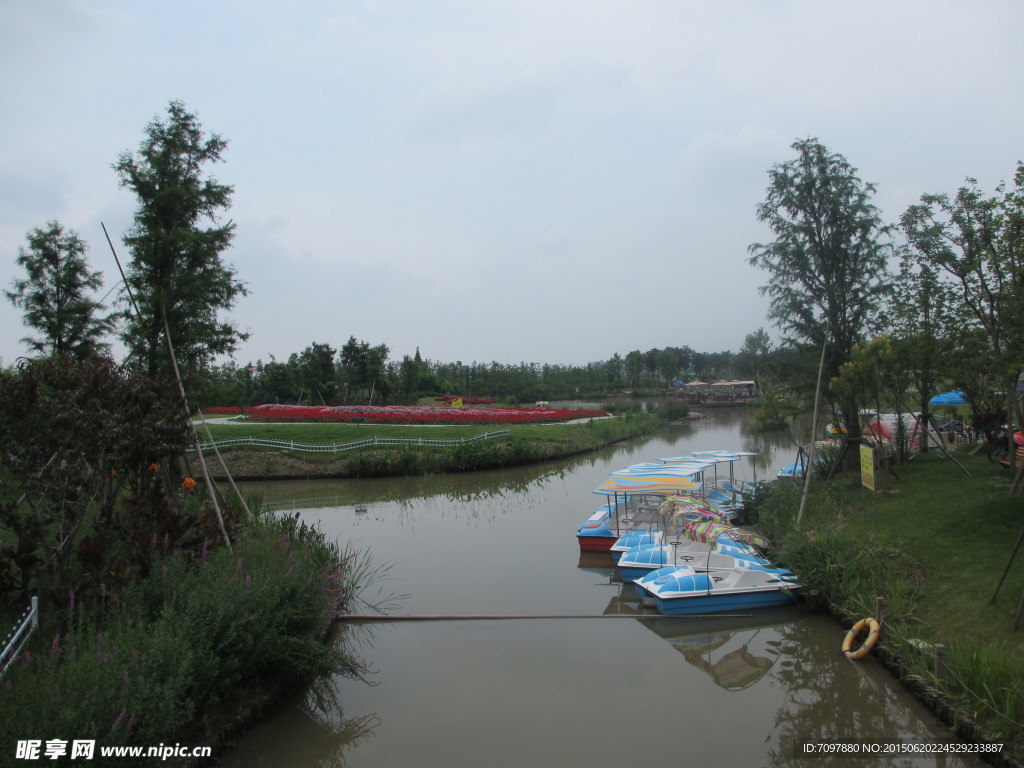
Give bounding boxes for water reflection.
[639,608,800,691]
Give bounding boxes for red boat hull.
[577,535,616,552]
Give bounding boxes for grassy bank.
[744,450,1024,755]
[195,412,664,479]
[0,509,379,767]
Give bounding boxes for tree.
[900,164,1024,430]
[0,356,192,604]
[113,100,247,383]
[6,221,114,359]
[736,328,774,380]
[881,252,959,450]
[748,138,892,439]
[294,342,337,403]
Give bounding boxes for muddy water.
[218,411,984,767]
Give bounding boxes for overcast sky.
[2,0,1021,369]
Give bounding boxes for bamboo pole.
[797,337,828,528]
[162,314,233,551]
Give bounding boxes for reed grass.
[0,505,387,765]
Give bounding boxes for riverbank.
[753,451,1024,763]
[199,413,666,481]
[0,511,369,768]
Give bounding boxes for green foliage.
[945,642,1024,736]
[0,514,361,764]
[113,100,248,382]
[734,478,802,542]
[0,356,191,604]
[749,386,798,433]
[749,137,892,436]
[650,399,690,422]
[5,221,114,359]
[900,163,1024,429]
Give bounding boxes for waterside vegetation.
[0,508,381,766]
[741,453,1024,756]
[195,402,687,480]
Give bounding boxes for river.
[218,409,985,768]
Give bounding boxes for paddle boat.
[577,463,713,552]
[605,493,736,560]
[577,451,757,552]
[577,496,669,552]
[617,540,768,583]
[633,564,800,615]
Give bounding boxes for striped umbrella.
[681,520,771,549]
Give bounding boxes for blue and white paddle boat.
[577,461,714,552]
[634,564,800,615]
[617,540,768,583]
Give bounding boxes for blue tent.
[930,391,967,405]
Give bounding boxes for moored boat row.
[576,450,800,616]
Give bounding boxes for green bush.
[0,514,358,765]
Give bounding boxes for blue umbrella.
[930,391,967,405]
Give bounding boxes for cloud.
[1,0,1021,368]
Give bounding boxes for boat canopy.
[592,474,703,495]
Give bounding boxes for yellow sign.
[860,443,875,491]
[451,398,463,407]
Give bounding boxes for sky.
[2,0,1022,370]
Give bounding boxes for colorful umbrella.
[680,520,771,549]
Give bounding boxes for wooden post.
[874,596,887,627]
[933,643,946,682]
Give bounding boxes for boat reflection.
[638,608,804,690]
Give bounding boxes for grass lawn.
[809,448,1024,664]
[194,416,616,447]
[194,418,506,443]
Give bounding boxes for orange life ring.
[842,617,880,660]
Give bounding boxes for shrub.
[0,514,363,764]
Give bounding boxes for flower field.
[204,403,608,425]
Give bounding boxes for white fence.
[1,596,39,680]
[190,428,511,455]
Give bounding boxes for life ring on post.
[842,617,880,660]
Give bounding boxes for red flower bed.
[227,403,607,425]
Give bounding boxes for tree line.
[193,340,775,407]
